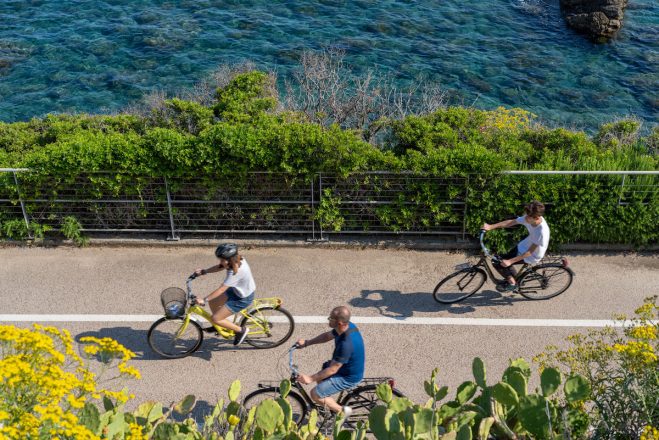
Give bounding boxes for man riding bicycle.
[482,200,550,292]
[193,243,255,345]
[295,306,364,420]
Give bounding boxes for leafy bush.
[61,215,89,246]
[0,219,52,241]
[535,296,659,438]
[0,69,656,246]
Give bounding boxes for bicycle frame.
[173,276,283,340]
[473,230,531,284]
[284,347,348,408]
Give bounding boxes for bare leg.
[310,388,342,413]
[208,294,242,333]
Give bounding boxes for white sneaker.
[342,406,353,419]
[233,327,250,345]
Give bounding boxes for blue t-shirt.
[331,322,365,382]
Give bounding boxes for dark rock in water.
[561,0,628,40]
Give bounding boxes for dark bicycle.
[242,344,404,431]
[433,229,575,304]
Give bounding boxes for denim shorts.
[315,375,361,398]
[225,288,254,313]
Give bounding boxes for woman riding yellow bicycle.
[193,243,256,346]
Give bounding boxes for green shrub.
[0,71,656,246]
[60,216,88,246]
[535,296,659,438]
[0,219,52,241]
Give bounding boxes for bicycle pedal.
[202,327,219,334]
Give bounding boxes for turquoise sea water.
[0,0,657,129]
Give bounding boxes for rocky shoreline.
[561,0,629,41]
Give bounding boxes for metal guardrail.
[0,169,656,241]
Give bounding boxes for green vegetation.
[0,71,656,246]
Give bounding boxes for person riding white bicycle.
[482,200,550,292]
[193,243,255,345]
[295,306,365,420]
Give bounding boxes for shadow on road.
[349,288,525,317]
[75,327,245,361]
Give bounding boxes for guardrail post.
[617,174,626,206]
[164,177,180,241]
[310,176,316,240]
[13,171,32,240]
[318,173,325,241]
[307,173,327,242]
[461,175,469,241]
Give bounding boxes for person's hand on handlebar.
[500,259,512,268]
[193,268,207,277]
[481,223,493,231]
[295,339,307,348]
[194,297,207,306]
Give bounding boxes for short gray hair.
[331,306,351,323]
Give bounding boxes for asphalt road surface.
[2,245,657,418]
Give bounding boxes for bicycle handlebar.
[479,229,499,263]
[288,345,299,377]
[186,274,198,303]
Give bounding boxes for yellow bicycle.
[148,274,295,358]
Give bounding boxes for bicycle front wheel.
[433,268,486,304]
[340,384,405,429]
[147,317,203,359]
[240,306,295,349]
[518,264,573,300]
[243,387,307,425]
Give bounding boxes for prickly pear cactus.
[255,399,284,433]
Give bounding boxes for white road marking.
[0,314,651,327]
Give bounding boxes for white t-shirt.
[223,258,256,298]
[516,216,550,264]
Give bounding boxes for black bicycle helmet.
[215,243,238,259]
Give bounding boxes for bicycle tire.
[147,317,203,359]
[433,268,487,304]
[518,264,574,300]
[243,387,308,425]
[340,384,405,429]
[240,306,295,349]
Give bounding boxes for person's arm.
[310,361,342,382]
[297,360,342,385]
[296,331,334,348]
[203,284,229,303]
[482,219,518,231]
[194,263,225,276]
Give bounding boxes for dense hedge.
[0,72,656,246]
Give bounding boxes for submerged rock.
[561,0,628,41]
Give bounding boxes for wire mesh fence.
[0,169,656,241]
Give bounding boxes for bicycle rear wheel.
[240,306,295,349]
[340,384,405,429]
[518,264,573,300]
[433,268,486,304]
[243,387,307,425]
[147,317,203,359]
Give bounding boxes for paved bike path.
[2,246,657,319]
[2,246,657,414]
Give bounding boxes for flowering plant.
[535,296,658,437]
[0,324,139,439]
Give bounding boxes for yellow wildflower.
[629,325,658,341]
